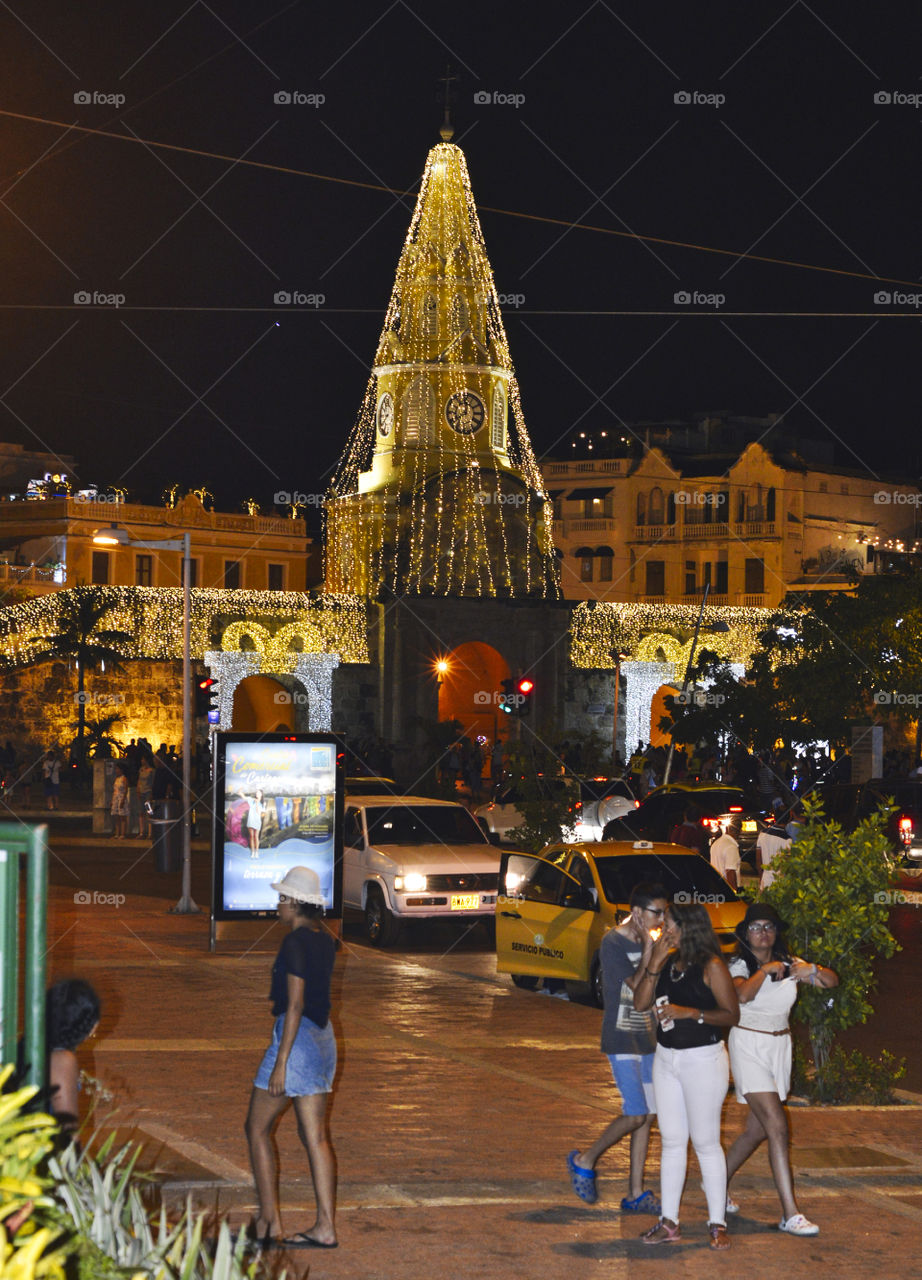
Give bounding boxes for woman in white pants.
[634,902,739,1249]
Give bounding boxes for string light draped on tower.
[324,142,560,600]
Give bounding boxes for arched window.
[450,294,469,333]
[636,492,646,526]
[420,291,438,339]
[402,376,435,444]
[649,486,664,525]
[666,492,677,525]
[491,384,506,450]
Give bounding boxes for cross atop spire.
[438,65,457,142]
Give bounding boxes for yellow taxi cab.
[495,840,746,1006]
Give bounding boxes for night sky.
[0,2,919,526]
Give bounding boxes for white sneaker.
[779,1213,819,1236]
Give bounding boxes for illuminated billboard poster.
[212,733,344,919]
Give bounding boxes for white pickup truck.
[343,795,500,945]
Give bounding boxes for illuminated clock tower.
[325,131,559,600]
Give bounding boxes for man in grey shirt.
[567,882,668,1212]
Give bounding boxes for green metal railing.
[0,822,48,1090]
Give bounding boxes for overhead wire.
[0,109,917,292]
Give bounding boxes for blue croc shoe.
[566,1150,597,1204]
[621,1190,661,1214]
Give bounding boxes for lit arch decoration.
[570,599,777,753]
[220,620,272,655]
[267,620,326,668]
[212,618,340,729]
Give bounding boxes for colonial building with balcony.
[545,428,921,608]
[0,489,315,596]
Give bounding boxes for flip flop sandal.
[279,1233,338,1249]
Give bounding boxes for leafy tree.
[662,570,922,758]
[761,796,899,1091]
[40,589,133,767]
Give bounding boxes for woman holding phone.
[633,902,739,1249]
[725,903,838,1236]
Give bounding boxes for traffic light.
[195,676,217,719]
[499,678,515,714]
[515,677,535,715]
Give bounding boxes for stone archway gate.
[205,620,344,732]
[570,601,773,753]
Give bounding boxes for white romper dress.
[728,957,798,1101]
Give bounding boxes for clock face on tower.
[376,392,394,437]
[444,390,485,435]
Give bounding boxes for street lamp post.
[93,526,199,914]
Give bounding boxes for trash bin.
[150,799,181,873]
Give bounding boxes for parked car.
[475,775,639,844]
[345,775,399,796]
[343,795,500,945]
[815,778,922,861]
[495,840,746,1006]
[474,777,579,842]
[574,776,640,841]
[601,782,762,856]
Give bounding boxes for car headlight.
[395,873,427,892]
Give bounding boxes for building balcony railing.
[0,497,306,537]
[735,520,776,538]
[557,518,617,534]
[545,459,624,477]
[741,593,766,607]
[0,563,64,585]
[682,521,729,539]
[632,525,677,541]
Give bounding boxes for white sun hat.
[270,866,325,906]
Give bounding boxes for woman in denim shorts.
[244,866,339,1250]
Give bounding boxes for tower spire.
[438,66,456,142]
[325,138,560,601]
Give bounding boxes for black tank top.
[655,961,720,1048]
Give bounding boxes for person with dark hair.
[566,882,668,1213]
[669,807,707,857]
[634,903,739,1249]
[110,761,128,839]
[244,867,339,1250]
[756,811,791,889]
[710,816,741,890]
[46,978,101,1134]
[725,903,838,1236]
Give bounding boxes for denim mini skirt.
[253,1014,336,1096]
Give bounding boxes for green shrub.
[761,796,899,1092]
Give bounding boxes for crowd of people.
[0,735,213,834]
[568,885,838,1250]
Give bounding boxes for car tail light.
[633,800,639,808]
[728,806,743,812]
[899,816,913,845]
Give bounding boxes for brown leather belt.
[738,1025,791,1037]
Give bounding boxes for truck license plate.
[450,894,480,911]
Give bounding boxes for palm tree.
[76,712,125,759]
[41,588,133,767]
